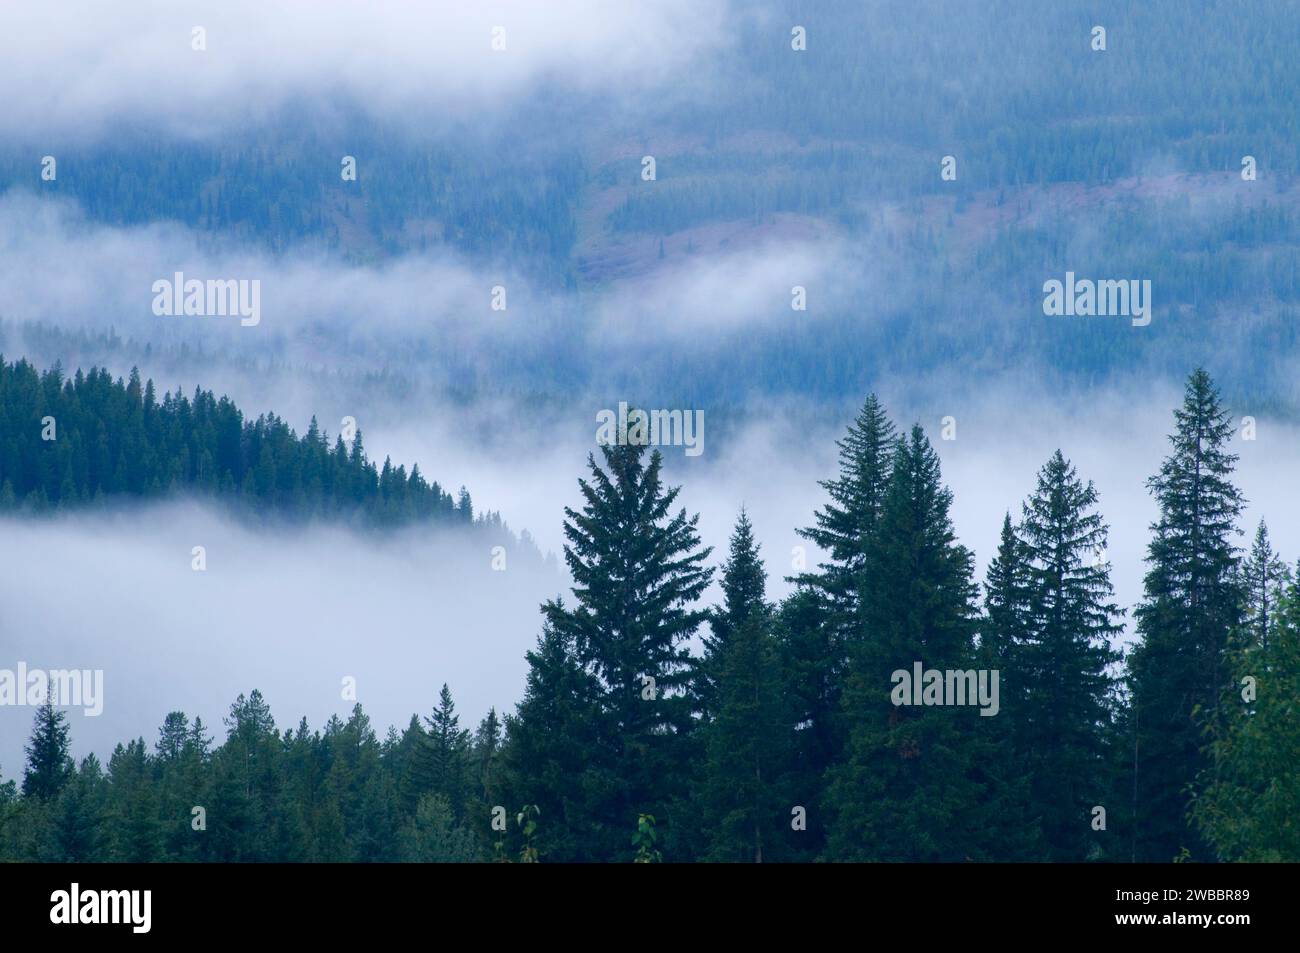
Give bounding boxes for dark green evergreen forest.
[2,366,1293,862]
[0,356,512,534]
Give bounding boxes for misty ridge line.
[2,3,1298,441]
[0,353,1281,565]
[0,356,542,551]
[6,184,1300,421]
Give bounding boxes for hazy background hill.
[1,0,1298,412]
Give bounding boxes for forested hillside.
[3,368,1293,862]
[0,356,499,532]
[9,1,1297,260]
[5,2,1300,412]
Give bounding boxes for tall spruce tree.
[784,394,897,855]
[331,705,398,862]
[394,714,428,814]
[424,685,471,815]
[208,690,281,861]
[825,425,990,860]
[1128,368,1245,861]
[22,699,73,802]
[105,738,164,862]
[698,508,767,720]
[698,510,790,862]
[1013,451,1123,860]
[773,587,839,859]
[978,513,1046,859]
[472,708,503,807]
[1240,519,1288,652]
[797,394,897,605]
[527,434,713,859]
[983,513,1030,677]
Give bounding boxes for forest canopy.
[0,356,498,532]
[3,368,1293,863]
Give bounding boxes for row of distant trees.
[0,356,507,533]
[2,367,1295,861]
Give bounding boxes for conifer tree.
[786,394,897,852]
[797,394,897,602]
[978,513,1045,859]
[698,511,790,862]
[394,714,428,814]
[500,616,604,862]
[421,684,471,821]
[795,394,897,660]
[156,711,190,762]
[1013,451,1123,860]
[472,709,502,807]
[208,691,280,861]
[22,699,73,802]
[1194,562,1300,860]
[826,425,988,860]
[698,508,767,720]
[1128,368,1245,861]
[773,587,838,859]
[48,755,106,862]
[982,513,1030,678]
[153,711,208,859]
[400,793,481,862]
[524,433,713,859]
[1240,519,1288,652]
[326,705,396,862]
[106,739,164,862]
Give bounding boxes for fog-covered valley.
[3,0,1299,868]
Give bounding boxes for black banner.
[0,862,1280,940]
